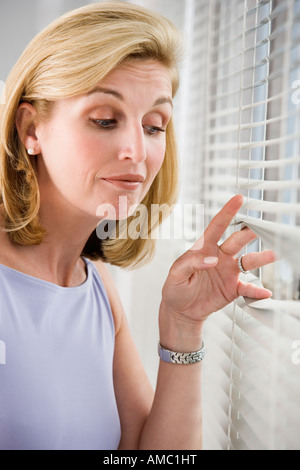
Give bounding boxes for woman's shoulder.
[91,259,125,335]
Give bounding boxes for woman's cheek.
[150,139,166,171]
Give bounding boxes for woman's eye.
[91,120,165,135]
[144,126,166,136]
[92,119,117,129]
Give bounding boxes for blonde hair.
[0,1,182,268]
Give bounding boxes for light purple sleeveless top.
[0,258,121,450]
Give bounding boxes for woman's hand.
[159,194,275,346]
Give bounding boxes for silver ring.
[238,254,249,274]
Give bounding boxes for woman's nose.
[117,124,147,163]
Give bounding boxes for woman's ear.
[15,102,41,155]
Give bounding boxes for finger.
[203,194,244,246]
[190,234,205,251]
[220,226,257,256]
[238,280,272,299]
[237,250,276,273]
[170,252,219,284]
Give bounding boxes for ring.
[237,254,249,274]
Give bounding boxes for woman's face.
[35,60,173,221]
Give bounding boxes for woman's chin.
[96,199,140,221]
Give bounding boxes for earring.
[27,148,35,155]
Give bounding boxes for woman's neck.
[0,206,98,287]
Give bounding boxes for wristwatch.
[158,341,205,364]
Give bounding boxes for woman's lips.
[101,174,145,190]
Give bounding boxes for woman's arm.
[139,324,204,449]
[141,195,274,449]
[95,194,275,450]
[96,261,203,450]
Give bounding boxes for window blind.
[176,0,300,450]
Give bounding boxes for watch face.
[158,344,173,363]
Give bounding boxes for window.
[177,0,300,450]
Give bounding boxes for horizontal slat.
[230,391,300,449]
[204,201,300,223]
[203,175,300,190]
[240,198,300,216]
[208,88,290,119]
[209,12,245,42]
[206,109,300,136]
[203,156,300,170]
[246,0,272,16]
[205,133,300,152]
[232,369,300,416]
[230,415,271,450]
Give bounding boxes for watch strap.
[158,341,205,364]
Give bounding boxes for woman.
[0,2,274,450]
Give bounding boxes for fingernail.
[204,256,218,264]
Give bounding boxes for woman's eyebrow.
[154,97,173,108]
[86,87,123,100]
[86,87,173,108]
